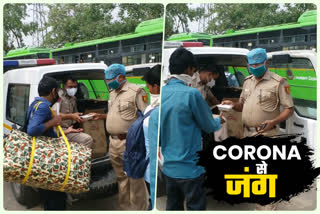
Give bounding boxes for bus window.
[72,55,79,63]
[149,42,162,50]
[148,52,161,63]
[269,57,316,120]
[198,39,210,46]
[37,53,50,59]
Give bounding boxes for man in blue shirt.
[160,47,224,210]
[26,76,80,210]
[148,107,159,210]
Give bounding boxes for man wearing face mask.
[93,64,149,210]
[222,48,294,138]
[191,64,220,108]
[160,47,224,210]
[52,76,94,148]
[26,76,73,210]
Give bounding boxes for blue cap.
[104,64,126,80]
[248,48,267,65]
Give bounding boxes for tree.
[165,4,204,39]
[42,3,163,48]
[42,4,116,48]
[117,3,164,32]
[206,3,316,34]
[3,4,37,53]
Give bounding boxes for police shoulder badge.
[286,69,294,80]
[285,86,291,94]
[142,95,148,103]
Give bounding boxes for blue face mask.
[249,62,266,77]
[107,75,126,90]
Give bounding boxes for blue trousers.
[164,173,206,210]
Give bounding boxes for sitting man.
[52,76,93,148]
[191,64,220,108]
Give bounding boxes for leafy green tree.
[42,3,163,48]
[206,3,316,34]
[118,4,163,28]
[3,4,37,53]
[42,4,116,48]
[165,4,204,39]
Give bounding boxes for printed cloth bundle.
[3,128,92,194]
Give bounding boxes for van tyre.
[72,169,118,200]
[10,182,40,208]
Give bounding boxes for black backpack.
[20,101,42,132]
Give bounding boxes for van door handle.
[293,122,304,128]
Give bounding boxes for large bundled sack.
[3,128,92,194]
[83,108,107,159]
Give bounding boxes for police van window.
[6,84,30,126]
[228,66,250,87]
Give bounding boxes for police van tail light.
[164,41,204,48]
[36,59,56,65]
[182,42,203,47]
[3,59,56,71]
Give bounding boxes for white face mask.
[169,74,193,86]
[66,88,77,97]
[150,93,160,108]
[207,79,215,88]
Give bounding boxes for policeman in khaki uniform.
[191,65,220,108]
[93,64,149,210]
[222,48,294,137]
[223,48,294,210]
[52,77,94,148]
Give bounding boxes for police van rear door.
[268,50,317,151]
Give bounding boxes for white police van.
[3,61,159,208]
[3,62,109,208]
[159,45,317,179]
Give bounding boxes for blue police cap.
[248,48,267,65]
[104,64,126,80]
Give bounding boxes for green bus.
[50,18,163,100]
[4,18,163,101]
[51,18,163,66]
[211,10,316,52]
[4,47,52,60]
[167,32,213,46]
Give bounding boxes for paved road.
[4,179,318,211]
[3,181,120,211]
[156,180,318,210]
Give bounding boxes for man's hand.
[71,112,84,123]
[64,126,84,134]
[221,100,243,112]
[219,113,226,124]
[91,112,107,120]
[221,100,234,106]
[45,115,62,132]
[50,115,62,127]
[257,120,276,133]
[91,112,100,120]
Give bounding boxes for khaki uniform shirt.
[106,81,149,135]
[52,88,77,128]
[191,72,216,108]
[240,70,294,129]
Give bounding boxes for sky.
[23,3,120,47]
